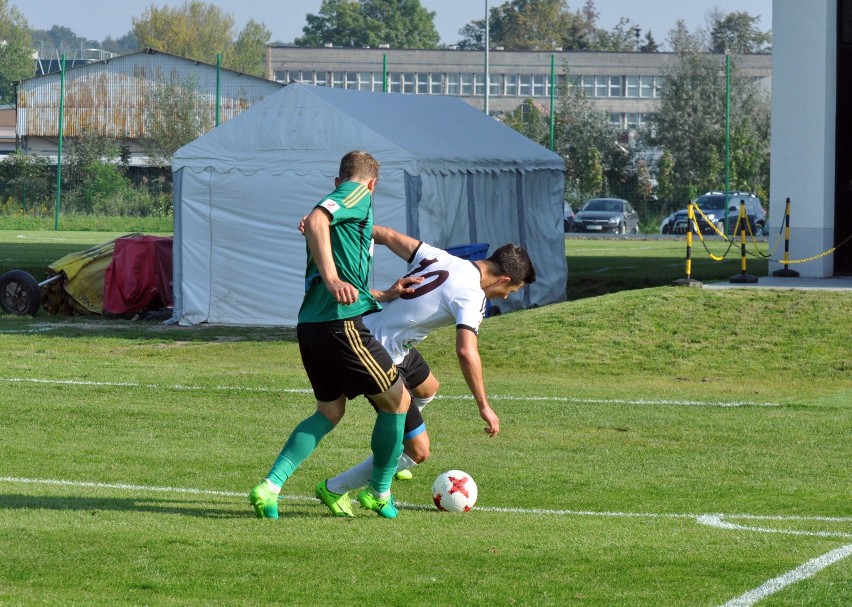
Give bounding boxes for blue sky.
[21,0,772,49]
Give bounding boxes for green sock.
[368,410,406,495]
[267,411,334,487]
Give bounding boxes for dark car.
[660,192,767,235]
[573,198,639,234]
[564,201,575,232]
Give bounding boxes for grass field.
[0,231,850,606]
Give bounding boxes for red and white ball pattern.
[432,470,478,512]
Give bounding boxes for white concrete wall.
[769,0,836,276]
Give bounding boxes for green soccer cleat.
[315,480,354,518]
[394,469,413,481]
[248,482,279,520]
[357,488,398,519]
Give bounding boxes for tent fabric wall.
[172,83,566,327]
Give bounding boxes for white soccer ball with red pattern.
[432,470,478,512]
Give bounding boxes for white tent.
[171,83,566,326]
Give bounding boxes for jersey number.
[400,258,448,299]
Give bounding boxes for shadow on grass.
[0,493,318,520]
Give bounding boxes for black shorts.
[297,317,399,402]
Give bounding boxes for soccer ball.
[431,470,477,512]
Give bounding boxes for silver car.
[573,198,640,234]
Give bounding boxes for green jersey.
[298,181,381,323]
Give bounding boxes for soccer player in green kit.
[248,150,410,519]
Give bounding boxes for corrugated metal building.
[16,48,282,165]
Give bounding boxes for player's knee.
[407,443,430,464]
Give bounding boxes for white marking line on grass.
[5,476,849,605]
[0,377,778,407]
[717,544,852,607]
[698,514,852,539]
[4,477,850,529]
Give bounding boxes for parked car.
[564,201,575,232]
[573,198,639,234]
[659,192,767,235]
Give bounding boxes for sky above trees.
[21,0,771,49]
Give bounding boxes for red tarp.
[103,235,173,316]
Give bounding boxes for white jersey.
[365,242,486,364]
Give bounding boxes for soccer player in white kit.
[315,224,537,517]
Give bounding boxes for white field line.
[698,514,852,539]
[0,377,779,407]
[2,477,850,532]
[717,544,852,607]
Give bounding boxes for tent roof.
[173,83,564,175]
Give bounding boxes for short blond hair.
[339,150,379,182]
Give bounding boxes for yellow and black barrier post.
[730,200,758,283]
[673,202,703,287]
[772,197,800,277]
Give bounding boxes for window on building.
[430,73,443,94]
[595,75,608,97]
[490,75,501,96]
[626,113,641,129]
[639,75,654,98]
[532,74,547,97]
[546,74,560,97]
[331,71,344,88]
[345,72,358,89]
[474,73,486,96]
[373,72,386,91]
[389,72,402,93]
[402,72,415,94]
[626,75,639,98]
[505,74,518,96]
[654,76,665,97]
[518,74,532,97]
[416,73,429,94]
[315,72,328,87]
[357,72,371,91]
[447,73,460,95]
[609,75,623,97]
[460,73,473,95]
[610,113,623,128]
[582,75,594,97]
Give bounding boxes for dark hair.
[339,150,379,182]
[486,243,536,285]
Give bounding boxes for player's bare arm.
[455,327,500,437]
[303,207,359,305]
[372,224,420,261]
[371,275,424,303]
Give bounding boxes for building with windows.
[265,46,771,130]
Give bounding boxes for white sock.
[265,479,281,494]
[413,395,434,411]
[327,452,419,495]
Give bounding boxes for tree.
[297,0,439,49]
[30,25,97,54]
[457,0,635,52]
[223,19,271,76]
[0,0,34,104]
[647,50,771,204]
[132,1,270,75]
[708,10,771,54]
[100,32,140,56]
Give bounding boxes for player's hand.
[374,275,424,302]
[298,216,307,236]
[326,277,359,305]
[480,405,499,437]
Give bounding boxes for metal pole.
[484,0,489,115]
[772,197,800,277]
[549,54,555,151]
[54,54,66,231]
[215,53,221,126]
[383,54,387,92]
[673,202,703,287]
[723,52,731,236]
